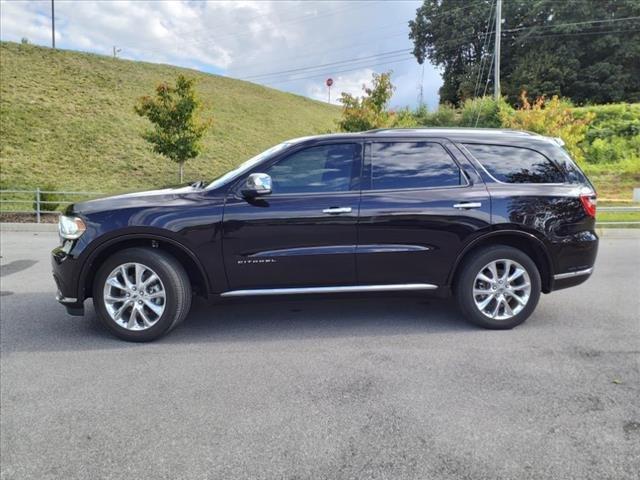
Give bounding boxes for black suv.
[52,128,598,341]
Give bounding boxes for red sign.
[326,78,333,87]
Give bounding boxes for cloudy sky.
[0,0,443,109]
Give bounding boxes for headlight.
[58,215,86,240]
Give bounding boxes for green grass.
[597,210,640,223]
[0,42,340,193]
[582,159,640,201]
[1,41,638,200]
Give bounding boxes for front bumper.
[52,245,85,315]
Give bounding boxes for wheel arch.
[79,233,210,301]
[448,230,554,294]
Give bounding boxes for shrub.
[413,103,459,127]
[499,92,594,163]
[574,103,640,165]
[393,107,419,128]
[33,185,61,212]
[459,96,507,128]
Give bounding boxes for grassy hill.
[0,42,340,193]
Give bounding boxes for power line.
[471,15,640,38]
[236,2,493,85]
[475,53,495,127]
[263,57,414,86]
[231,30,409,75]
[196,0,487,74]
[246,26,637,88]
[472,0,495,100]
[241,49,411,81]
[501,15,640,33]
[514,28,640,39]
[263,55,412,85]
[255,50,410,82]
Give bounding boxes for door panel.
[222,193,359,289]
[222,142,362,290]
[356,140,491,287]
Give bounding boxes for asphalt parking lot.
[1,229,639,480]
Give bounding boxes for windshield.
[207,142,291,189]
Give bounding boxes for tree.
[409,0,640,106]
[337,72,396,132]
[135,75,210,183]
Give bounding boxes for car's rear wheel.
[93,247,191,341]
[455,245,541,329]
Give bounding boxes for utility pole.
[417,64,425,108]
[51,0,55,49]
[494,0,501,99]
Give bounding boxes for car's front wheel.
[455,245,541,329]
[93,247,192,341]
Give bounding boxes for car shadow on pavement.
[1,292,475,353]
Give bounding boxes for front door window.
[265,143,360,194]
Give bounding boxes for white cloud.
[307,69,374,106]
[0,0,441,108]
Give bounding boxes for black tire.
[93,247,192,342]
[455,245,541,329]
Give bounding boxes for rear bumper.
[52,246,85,315]
[548,230,598,292]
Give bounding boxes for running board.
[220,283,438,297]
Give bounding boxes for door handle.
[322,207,352,214]
[453,202,482,209]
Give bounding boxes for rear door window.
[464,144,565,183]
[371,142,464,190]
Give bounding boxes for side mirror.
[242,173,272,197]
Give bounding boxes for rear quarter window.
[464,144,565,184]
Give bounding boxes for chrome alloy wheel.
[103,262,166,331]
[473,259,531,320]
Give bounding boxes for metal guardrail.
[598,205,640,225]
[598,206,640,212]
[0,189,102,223]
[0,189,638,224]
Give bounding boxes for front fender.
[75,228,213,301]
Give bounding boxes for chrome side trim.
[250,245,356,257]
[357,244,433,254]
[553,267,593,280]
[220,283,438,297]
[250,244,432,258]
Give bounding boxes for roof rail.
[364,128,392,133]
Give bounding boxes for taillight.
[579,193,597,218]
